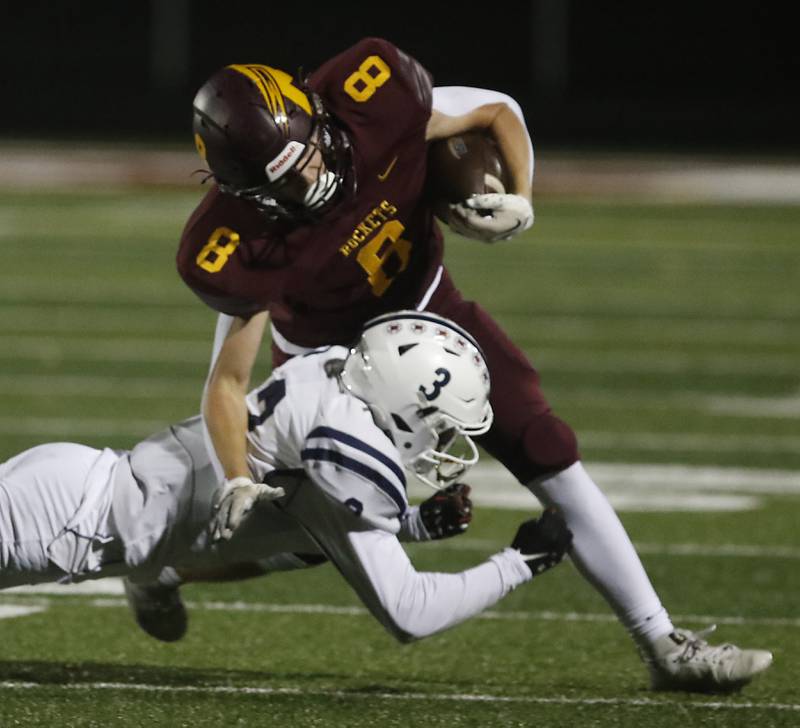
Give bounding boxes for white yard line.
[3,372,799,421]
[529,351,800,376]
[0,680,795,712]
[411,539,800,560]
[0,605,45,620]
[409,461,800,512]
[580,431,800,456]
[0,374,199,399]
[0,416,167,438]
[707,394,800,419]
[80,599,800,629]
[0,335,210,363]
[1,334,798,374]
[1,592,797,630]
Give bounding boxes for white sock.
[529,461,673,649]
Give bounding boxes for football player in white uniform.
[0,311,572,646]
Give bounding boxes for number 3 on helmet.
[341,311,493,489]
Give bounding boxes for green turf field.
[1,186,798,726]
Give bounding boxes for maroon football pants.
[271,268,579,484]
[426,269,579,483]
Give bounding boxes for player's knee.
[490,413,579,484]
[521,414,579,479]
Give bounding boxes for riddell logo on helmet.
[265,141,305,181]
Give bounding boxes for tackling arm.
[278,475,542,643]
[346,529,530,642]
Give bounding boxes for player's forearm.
[201,312,268,480]
[426,103,533,202]
[203,376,251,479]
[393,552,532,641]
[348,531,531,642]
[489,104,533,202]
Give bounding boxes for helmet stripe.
[228,64,312,135]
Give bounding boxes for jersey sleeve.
[279,473,532,643]
[310,37,433,145]
[346,530,532,642]
[176,186,289,318]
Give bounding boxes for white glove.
[448,193,534,243]
[211,476,285,541]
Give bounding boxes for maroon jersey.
[177,38,444,348]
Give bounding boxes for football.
[426,130,510,224]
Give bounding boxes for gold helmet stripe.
[228,64,312,135]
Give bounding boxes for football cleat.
[123,577,188,643]
[644,625,773,693]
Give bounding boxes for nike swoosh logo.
[377,156,398,181]
[520,552,551,560]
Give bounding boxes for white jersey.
[1,347,532,642]
[244,346,407,534]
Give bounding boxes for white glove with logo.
[449,193,534,243]
[211,476,285,541]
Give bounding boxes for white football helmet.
[341,311,493,489]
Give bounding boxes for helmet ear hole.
[390,414,413,433]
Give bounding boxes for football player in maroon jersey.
[172,38,771,692]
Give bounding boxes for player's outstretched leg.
[642,625,773,693]
[123,571,187,643]
[530,462,773,692]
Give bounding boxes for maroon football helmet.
[192,64,351,222]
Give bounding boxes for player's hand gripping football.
[211,476,285,541]
[511,508,573,576]
[449,193,534,243]
[419,483,473,540]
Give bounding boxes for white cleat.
[645,625,773,693]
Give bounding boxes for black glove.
[419,483,473,540]
[511,508,573,576]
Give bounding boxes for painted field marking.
[2,594,792,630]
[0,335,210,363]
[0,374,200,399]
[0,680,795,712]
[2,333,798,375]
[0,605,45,620]
[4,578,125,596]
[707,393,800,419]
[409,461,800,512]
[81,598,800,629]
[0,416,167,438]
[581,431,800,456]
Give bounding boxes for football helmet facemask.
[192,64,351,223]
[341,311,493,489]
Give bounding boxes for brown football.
[426,130,510,224]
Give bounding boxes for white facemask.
[303,171,340,210]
